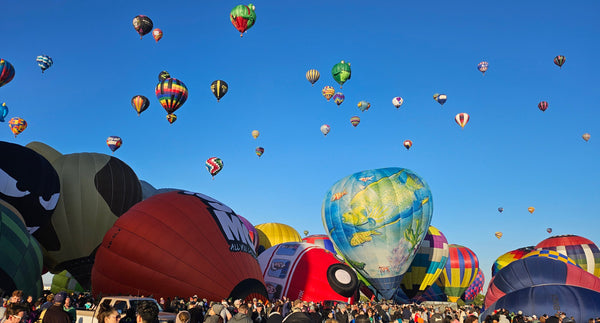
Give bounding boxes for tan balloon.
[583,133,591,142]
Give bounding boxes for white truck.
[76,296,176,323]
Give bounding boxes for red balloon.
[92,191,267,301]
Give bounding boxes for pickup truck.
[76,296,176,323]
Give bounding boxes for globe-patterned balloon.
[535,235,600,277]
[322,167,433,299]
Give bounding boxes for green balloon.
[332,61,352,87]
[230,4,256,34]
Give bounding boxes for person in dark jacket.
[335,305,350,323]
[266,303,283,323]
[282,301,311,323]
[229,305,252,323]
[41,293,70,323]
[251,304,267,323]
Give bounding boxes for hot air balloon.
[412,281,447,302]
[131,95,150,116]
[166,114,177,124]
[303,230,309,236]
[320,124,330,136]
[350,116,360,127]
[255,147,264,157]
[477,61,488,75]
[0,141,60,236]
[306,69,320,86]
[0,59,15,88]
[205,157,223,179]
[547,228,552,234]
[435,94,447,105]
[357,101,371,112]
[333,93,345,106]
[583,133,591,142]
[322,86,335,101]
[50,270,84,294]
[455,113,469,128]
[535,235,600,277]
[0,103,8,122]
[156,78,188,114]
[538,101,548,112]
[132,15,153,39]
[403,140,412,150]
[252,130,260,139]
[491,246,535,277]
[36,55,53,74]
[230,4,256,37]
[258,242,358,302]
[8,117,27,137]
[331,61,351,88]
[25,141,142,289]
[255,223,302,254]
[152,28,163,42]
[522,249,581,267]
[238,214,260,252]
[211,80,228,102]
[158,71,170,82]
[495,232,503,239]
[461,269,484,304]
[437,244,479,302]
[302,234,337,254]
[92,191,268,300]
[106,136,122,153]
[554,55,566,68]
[0,202,43,298]
[400,226,449,299]
[498,207,504,213]
[528,207,535,214]
[392,97,404,109]
[322,167,434,299]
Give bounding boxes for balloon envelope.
[302,234,337,254]
[132,15,153,38]
[331,61,351,88]
[306,69,320,85]
[155,78,188,114]
[535,235,600,277]
[0,59,15,88]
[461,269,484,303]
[106,136,122,152]
[230,4,256,36]
[238,215,260,252]
[255,222,302,254]
[333,93,345,106]
[211,80,228,102]
[0,103,7,122]
[437,244,479,302]
[491,246,535,277]
[320,124,330,136]
[322,86,335,101]
[131,95,150,116]
[392,97,404,108]
[251,130,260,139]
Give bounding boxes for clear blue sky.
[3,1,599,293]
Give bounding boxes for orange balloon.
[528,207,535,214]
[152,28,163,42]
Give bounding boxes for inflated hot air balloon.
[528,207,535,214]
[495,232,503,239]
[0,201,43,298]
[8,117,27,137]
[238,215,260,252]
[357,101,370,112]
[258,242,358,302]
[403,140,412,150]
[302,234,337,254]
[156,78,188,114]
[322,167,433,299]
[0,59,15,88]
[132,15,153,39]
[554,55,566,68]
[437,244,479,302]
[306,69,320,86]
[433,93,439,101]
[547,228,552,234]
[322,86,335,101]
[50,270,84,294]
[0,103,8,122]
[400,226,449,299]
[583,133,591,142]
[166,113,177,124]
[320,124,330,136]
[92,191,268,300]
[106,136,122,153]
[152,28,163,42]
[461,269,484,304]
[255,147,264,157]
[332,61,351,88]
[535,235,600,277]
[25,141,142,289]
[491,246,535,277]
[230,4,256,37]
[333,93,345,106]
[350,116,360,127]
[158,71,170,82]
[498,207,504,213]
[131,95,149,116]
[483,256,600,318]
[211,80,228,102]
[435,94,447,105]
[455,113,469,128]
[522,249,581,267]
[303,230,309,236]
[392,97,404,109]
[477,61,488,75]
[251,130,259,139]
[36,55,53,74]
[538,101,548,112]
[255,223,302,255]
[205,157,223,179]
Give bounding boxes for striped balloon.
[36,55,53,73]
[400,226,449,299]
[437,244,479,302]
[492,246,535,277]
[538,101,548,112]
[205,157,223,179]
[455,113,470,128]
[462,268,484,303]
[302,234,336,254]
[333,92,345,106]
[131,95,150,116]
[155,78,188,114]
[535,235,600,277]
[0,59,15,88]
[306,69,320,86]
[554,55,566,68]
[350,116,360,127]
[523,249,581,268]
[322,86,335,101]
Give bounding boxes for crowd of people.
[2,290,598,323]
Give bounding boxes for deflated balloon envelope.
[92,191,267,301]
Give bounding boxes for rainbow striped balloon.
[155,78,188,114]
[0,59,15,88]
[534,235,599,276]
[437,244,479,302]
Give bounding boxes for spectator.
[136,301,159,323]
[177,312,191,323]
[229,305,252,323]
[4,303,29,323]
[266,303,283,323]
[41,292,70,323]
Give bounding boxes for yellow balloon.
[495,231,503,239]
[255,222,302,254]
[252,130,259,139]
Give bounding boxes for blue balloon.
[0,103,7,122]
[322,167,433,299]
[36,55,53,73]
